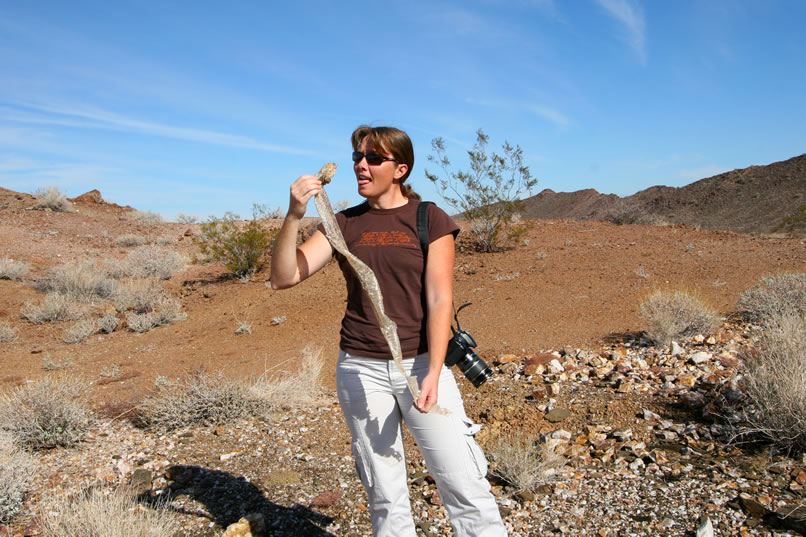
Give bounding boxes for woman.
[270,125,507,537]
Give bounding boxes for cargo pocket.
[351,439,373,488]
[461,417,489,479]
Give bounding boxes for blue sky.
[2,0,804,219]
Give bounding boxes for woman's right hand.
[288,174,323,219]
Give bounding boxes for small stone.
[544,408,571,423]
[689,351,711,365]
[310,490,343,508]
[129,469,153,495]
[496,353,519,364]
[670,341,684,356]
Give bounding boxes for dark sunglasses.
[352,151,397,165]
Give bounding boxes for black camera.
[444,303,494,387]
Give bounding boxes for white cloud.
[526,104,570,129]
[466,97,570,129]
[594,0,647,63]
[677,165,729,181]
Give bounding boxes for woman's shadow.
[140,464,336,536]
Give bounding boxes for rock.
[544,408,571,423]
[547,359,564,374]
[689,351,711,365]
[696,515,714,537]
[310,489,343,508]
[129,469,153,495]
[770,504,806,535]
[670,341,684,356]
[263,470,301,487]
[222,513,266,537]
[717,351,739,368]
[496,354,519,364]
[677,374,697,388]
[428,490,443,506]
[73,189,103,203]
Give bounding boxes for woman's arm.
[415,233,455,412]
[270,175,334,290]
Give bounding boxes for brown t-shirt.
[319,200,459,359]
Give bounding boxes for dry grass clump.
[740,311,806,454]
[490,432,565,493]
[737,273,806,322]
[63,319,99,344]
[106,246,185,280]
[0,324,17,343]
[0,258,29,280]
[113,279,166,313]
[46,262,118,303]
[129,209,164,227]
[40,488,179,537]
[0,377,92,450]
[125,298,186,333]
[98,313,119,334]
[114,234,147,247]
[0,431,36,524]
[21,293,84,324]
[33,186,73,212]
[138,349,324,431]
[639,290,721,346]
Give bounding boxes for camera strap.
[416,201,432,258]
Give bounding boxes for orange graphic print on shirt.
[356,231,415,248]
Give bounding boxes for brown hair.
[351,125,420,200]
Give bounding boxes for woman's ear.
[393,163,409,180]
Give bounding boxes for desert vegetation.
[490,432,564,495]
[32,186,73,212]
[0,258,29,280]
[0,432,35,524]
[193,209,278,278]
[638,289,721,346]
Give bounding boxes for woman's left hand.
[415,372,440,413]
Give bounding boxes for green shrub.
[639,290,721,346]
[41,488,179,537]
[490,431,564,493]
[0,258,29,280]
[33,186,73,212]
[21,293,84,324]
[193,211,277,278]
[741,312,806,453]
[737,273,806,322]
[0,377,92,450]
[0,431,36,523]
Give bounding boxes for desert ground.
[1,186,805,536]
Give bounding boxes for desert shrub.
[490,432,564,493]
[737,273,806,322]
[176,212,198,224]
[64,319,98,344]
[425,129,537,252]
[124,245,185,280]
[0,324,17,343]
[114,234,147,247]
[639,290,721,346]
[113,280,166,313]
[235,321,252,334]
[129,210,164,227]
[193,211,277,278]
[33,186,72,212]
[47,262,118,303]
[21,293,84,324]
[740,312,806,453]
[155,235,175,245]
[40,487,179,537]
[0,258,29,280]
[125,298,186,333]
[251,202,284,220]
[0,431,36,524]
[138,348,324,431]
[98,313,119,334]
[0,377,92,450]
[774,203,806,235]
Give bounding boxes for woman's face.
[353,138,408,200]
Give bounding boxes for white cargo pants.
[336,351,507,537]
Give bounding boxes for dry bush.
[47,262,118,303]
[138,349,324,431]
[114,234,147,247]
[0,377,92,450]
[156,235,175,246]
[21,293,84,324]
[0,324,17,343]
[0,258,29,280]
[740,312,806,453]
[64,320,99,344]
[33,186,73,212]
[737,273,806,322]
[490,432,564,493]
[41,487,179,537]
[0,431,36,524]
[639,290,721,346]
[176,212,198,224]
[110,245,185,280]
[193,212,277,278]
[113,279,166,313]
[98,313,119,334]
[129,210,164,227]
[125,298,186,333]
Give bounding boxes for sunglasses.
[352,151,397,165]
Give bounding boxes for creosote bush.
[0,324,17,343]
[138,348,324,431]
[0,377,92,450]
[33,186,73,212]
[737,273,806,322]
[740,311,806,454]
[490,432,564,493]
[41,488,179,537]
[0,431,36,524]
[0,258,29,280]
[639,290,720,346]
[21,293,84,324]
[193,211,278,278]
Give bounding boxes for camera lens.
[455,350,494,387]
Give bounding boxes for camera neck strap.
[416,201,432,258]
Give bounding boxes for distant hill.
[520,154,806,234]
